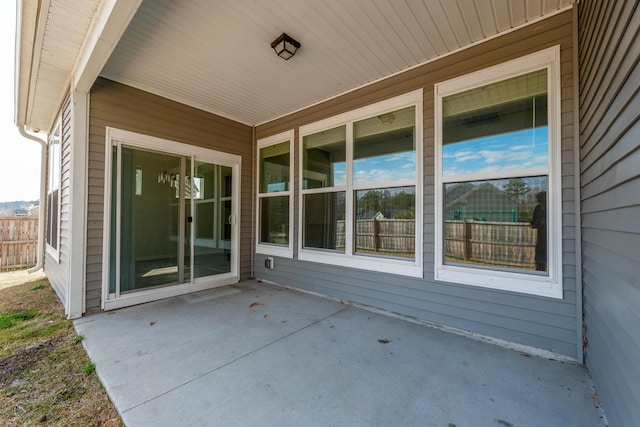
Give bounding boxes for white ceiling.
[19,0,574,131]
[101,0,573,126]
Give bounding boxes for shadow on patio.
[74,280,605,426]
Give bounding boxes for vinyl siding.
[45,92,72,307]
[85,78,253,309]
[255,11,580,357]
[578,1,640,426]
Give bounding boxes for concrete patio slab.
[74,280,605,427]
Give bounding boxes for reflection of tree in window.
[301,105,418,261]
[441,69,550,273]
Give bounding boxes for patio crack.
[121,305,350,414]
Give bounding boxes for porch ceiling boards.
[100,0,574,127]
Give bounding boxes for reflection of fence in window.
[336,219,415,258]
[445,220,536,269]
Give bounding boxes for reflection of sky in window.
[443,127,548,177]
[333,162,346,186]
[267,182,286,192]
[353,152,416,186]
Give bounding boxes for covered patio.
[15,1,640,424]
[74,281,605,426]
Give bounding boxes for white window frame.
[256,130,294,258]
[434,46,563,299]
[45,117,62,261]
[298,90,423,278]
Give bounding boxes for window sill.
[298,249,423,278]
[45,245,60,264]
[435,264,562,299]
[256,244,293,259]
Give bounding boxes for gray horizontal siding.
[579,0,640,426]
[45,92,72,310]
[255,12,580,358]
[86,78,253,309]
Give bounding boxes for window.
[299,91,423,277]
[46,120,61,257]
[256,130,294,258]
[135,168,143,195]
[435,47,562,298]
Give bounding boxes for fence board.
[445,220,537,269]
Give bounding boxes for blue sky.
[354,151,416,186]
[443,127,548,177]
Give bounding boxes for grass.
[83,362,96,375]
[0,312,39,329]
[0,277,122,426]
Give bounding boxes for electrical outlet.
[265,257,274,269]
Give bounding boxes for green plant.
[72,335,84,345]
[30,284,45,291]
[0,312,39,329]
[83,362,96,375]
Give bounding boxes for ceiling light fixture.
[271,33,300,60]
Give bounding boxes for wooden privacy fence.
[0,218,39,270]
[445,220,536,269]
[336,219,415,257]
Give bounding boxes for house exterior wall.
[85,78,254,309]
[578,1,640,425]
[255,11,580,357]
[45,92,72,307]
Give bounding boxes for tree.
[502,178,531,221]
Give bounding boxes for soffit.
[16,0,101,132]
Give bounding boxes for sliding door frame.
[101,127,241,310]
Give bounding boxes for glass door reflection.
[192,162,232,279]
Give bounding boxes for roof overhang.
[15,0,575,132]
[14,0,141,133]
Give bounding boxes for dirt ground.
[0,270,123,426]
[0,269,47,290]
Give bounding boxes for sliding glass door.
[190,162,233,279]
[115,147,184,293]
[105,131,239,308]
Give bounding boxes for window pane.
[302,126,346,189]
[355,187,415,259]
[260,141,290,193]
[260,196,289,245]
[442,69,548,177]
[353,106,415,186]
[444,176,548,273]
[221,166,232,198]
[47,126,61,249]
[303,192,345,251]
[49,131,61,191]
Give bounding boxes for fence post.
[464,220,472,260]
[374,219,380,252]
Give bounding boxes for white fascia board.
[73,0,142,93]
[14,0,50,130]
[13,0,33,127]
